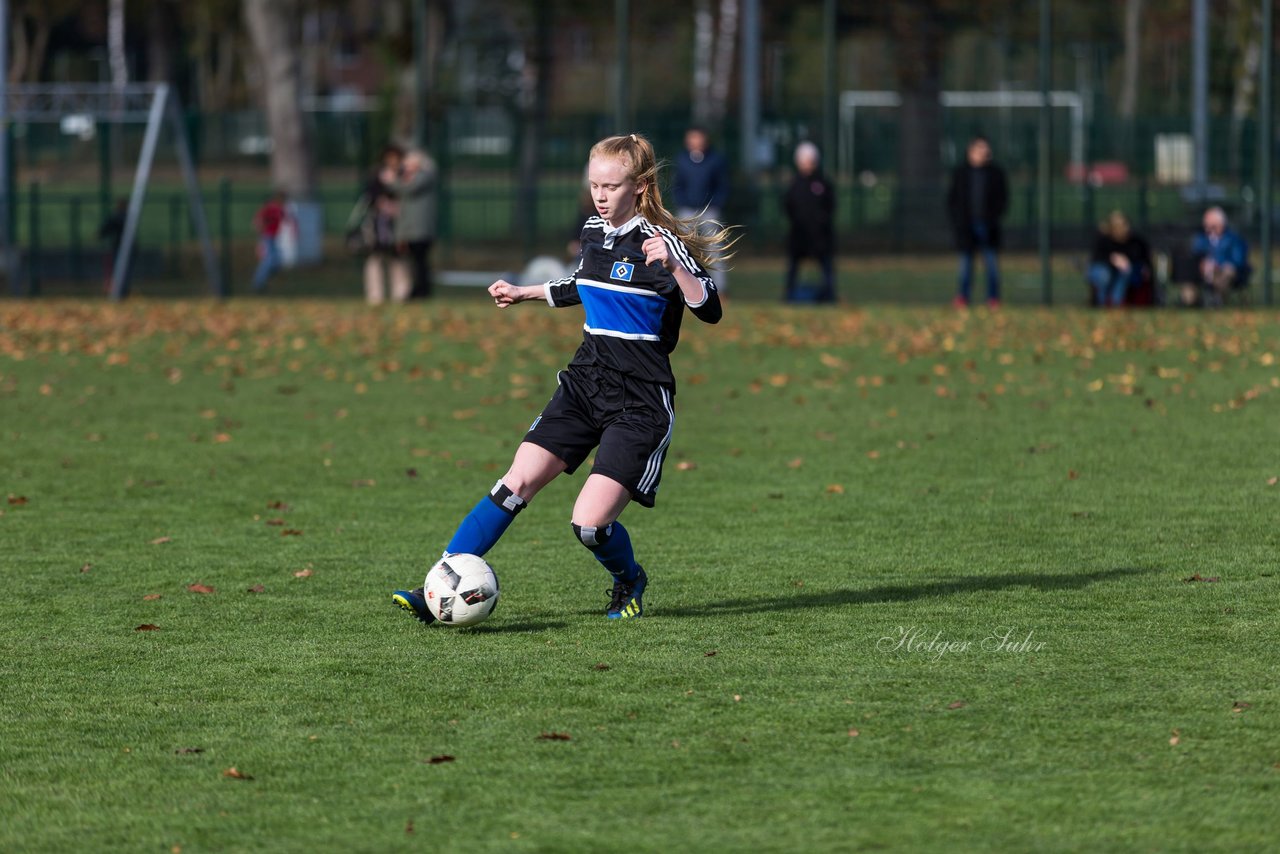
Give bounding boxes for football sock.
[573,520,640,581]
[445,480,526,557]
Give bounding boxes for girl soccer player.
[393,133,734,621]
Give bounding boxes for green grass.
[1,296,1278,852]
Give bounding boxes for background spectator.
[1183,206,1250,307]
[250,190,289,294]
[387,148,439,300]
[783,141,835,303]
[946,135,1009,308]
[360,145,410,305]
[1087,210,1151,308]
[673,126,731,291]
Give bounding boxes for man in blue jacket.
[673,127,730,291]
[1184,206,1250,307]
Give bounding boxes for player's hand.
[642,236,683,273]
[489,279,521,308]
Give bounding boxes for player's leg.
[445,442,565,557]
[572,474,647,620]
[393,442,565,624]
[574,382,673,619]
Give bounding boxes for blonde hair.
[588,133,738,270]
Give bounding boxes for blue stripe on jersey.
[577,279,666,339]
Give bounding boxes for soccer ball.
[424,554,500,627]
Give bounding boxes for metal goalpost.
[1,83,224,301]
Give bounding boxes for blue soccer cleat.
[392,587,436,625]
[606,567,647,620]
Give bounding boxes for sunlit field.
[2,296,1277,851]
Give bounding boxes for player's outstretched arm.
[489,280,543,308]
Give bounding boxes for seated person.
[1182,206,1250,307]
[1087,210,1151,307]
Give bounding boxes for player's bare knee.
[572,521,612,552]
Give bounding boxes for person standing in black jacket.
[946,135,1009,308]
[783,141,836,303]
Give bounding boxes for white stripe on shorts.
[637,386,675,495]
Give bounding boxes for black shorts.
[524,365,675,508]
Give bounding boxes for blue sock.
[576,521,639,581]
[445,481,526,557]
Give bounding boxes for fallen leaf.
[1183,573,1220,583]
[787,457,804,469]
[7,495,28,505]
[866,450,881,460]
[733,694,742,702]
[222,767,253,780]
[174,747,204,754]
[281,529,303,537]
[247,584,265,593]
[79,563,93,573]
[135,624,161,631]
[1068,470,1079,480]
[352,479,376,488]
[406,468,419,478]
[150,536,172,545]
[267,501,291,510]
[405,819,415,835]
[1267,477,1278,487]
[826,483,845,494]
[424,755,455,764]
[1233,701,1252,713]
[293,568,313,578]
[592,663,610,671]
[676,460,697,471]
[213,433,233,443]
[1169,729,1181,746]
[704,651,718,657]
[142,594,162,601]
[947,701,967,710]
[265,518,285,526]
[187,583,216,595]
[848,728,861,738]
[537,732,571,741]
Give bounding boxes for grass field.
[2,293,1278,852]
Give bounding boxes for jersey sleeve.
[544,258,582,307]
[660,231,722,324]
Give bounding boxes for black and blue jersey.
[544,215,722,389]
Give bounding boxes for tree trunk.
[517,0,552,256]
[708,0,738,128]
[889,1,945,247]
[692,0,714,125]
[1228,0,1262,181]
[1118,0,1142,119]
[108,0,128,88]
[243,0,316,199]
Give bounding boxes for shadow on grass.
[654,566,1158,619]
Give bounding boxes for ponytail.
[589,133,738,270]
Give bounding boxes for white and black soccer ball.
[424,554,500,627]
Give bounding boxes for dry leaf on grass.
[135,624,161,631]
[149,536,172,545]
[187,583,216,595]
[537,732,571,741]
[222,767,253,780]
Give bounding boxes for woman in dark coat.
[783,141,836,303]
